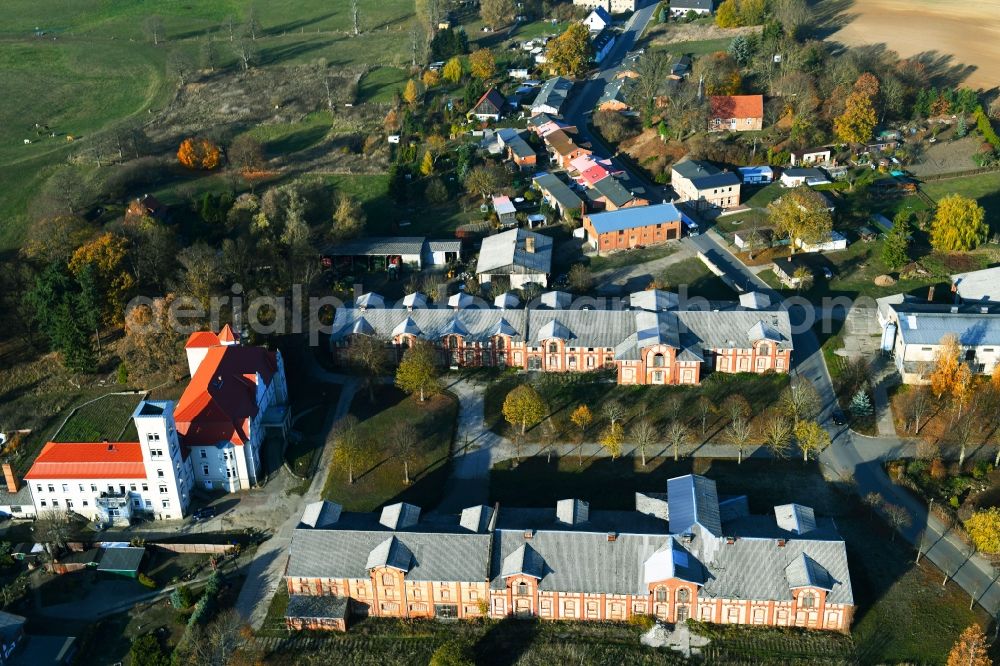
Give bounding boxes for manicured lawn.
[654,37,734,58]
[743,182,785,208]
[588,243,678,273]
[52,392,144,443]
[659,256,738,300]
[321,386,457,512]
[357,67,409,104]
[483,371,789,445]
[922,171,1000,232]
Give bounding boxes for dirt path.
[826,0,1000,89]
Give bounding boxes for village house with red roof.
[23,325,288,524]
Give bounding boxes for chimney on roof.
[2,464,18,494]
[607,532,617,542]
[777,538,786,547]
[927,285,935,301]
[525,236,536,253]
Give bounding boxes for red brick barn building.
[583,203,683,254]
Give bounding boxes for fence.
[919,166,1000,183]
[151,542,235,555]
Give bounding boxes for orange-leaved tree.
[68,232,135,327]
[177,137,222,170]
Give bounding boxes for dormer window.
[516,582,529,597]
[799,591,816,608]
[677,588,690,603]
[652,353,665,368]
[655,586,667,602]
[449,336,459,349]
[548,342,558,353]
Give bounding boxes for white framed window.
[157,469,164,478]
[162,500,170,508]
[159,485,168,494]
[61,484,68,492]
[130,484,136,491]
[141,483,148,491]
[82,500,89,507]
[151,448,163,458]
[202,465,209,475]
[91,484,97,492]
[200,450,207,459]
[40,500,47,507]
[78,484,84,492]
[47,485,54,493]
[148,433,161,442]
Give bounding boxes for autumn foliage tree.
[469,48,496,80]
[545,23,592,78]
[694,52,742,96]
[767,187,834,253]
[965,507,1000,555]
[177,137,222,170]
[443,56,463,84]
[122,294,188,381]
[68,232,135,326]
[395,340,440,401]
[929,334,962,399]
[930,194,989,251]
[946,623,992,666]
[834,74,879,144]
[503,384,547,435]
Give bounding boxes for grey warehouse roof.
[533,172,584,210]
[325,236,426,257]
[477,228,553,276]
[533,76,573,113]
[894,309,1000,347]
[331,308,528,343]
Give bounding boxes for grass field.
[588,244,678,273]
[321,386,457,512]
[654,37,734,58]
[248,110,334,156]
[357,67,408,104]
[922,171,1000,231]
[660,256,737,300]
[51,392,143,442]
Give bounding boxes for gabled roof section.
[379,502,421,530]
[501,543,546,579]
[471,87,506,115]
[630,289,679,312]
[785,553,835,591]
[492,317,520,337]
[495,292,521,309]
[643,539,704,586]
[448,292,474,309]
[460,505,495,533]
[186,330,221,349]
[25,442,146,480]
[350,317,376,336]
[667,474,722,537]
[366,536,413,572]
[590,174,634,207]
[537,319,575,341]
[539,290,572,309]
[774,504,817,535]
[356,292,385,309]
[710,94,764,120]
[217,324,238,344]
[748,320,786,344]
[635,311,680,350]
[477,228,553,276]
[402,292,429,309]
[441,317,470,338]
[392,316,423,338]
[300,500,342,529]
[174,343,278,447]
[556,499,589,525]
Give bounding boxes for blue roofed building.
[583,203,683,253]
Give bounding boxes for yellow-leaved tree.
[545,23,592,78]
[834,74,879,145]
[600,421,625,460]
[68,232,135,327]
[503,384,547,435]
[965,508,1000,555]
[929,334,961,399]
[403,79,421,105]
[930,194,988,251]
[443,56,463,84]
[395,340,440,401]
[469,48,495,80]
[946,623,992,666]
[766,187,833,253]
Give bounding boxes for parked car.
[192,507,216,522]
[831,409,847,426]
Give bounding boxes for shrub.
[116,362,128,384]
[429,639,475,666]
[138,573,157,589]
[950,496,961,509]
[170,585,193,609]
[972,461,992,480]
[975,106,1000,151]
[966,507,1000,554]
[930,458,947,480]
[628,613,655,631]
[177,137,222,170]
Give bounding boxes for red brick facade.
[583,216,682,253]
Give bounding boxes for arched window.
[382,573,394,586]
[677,588,690,603]
[517,582,529,597]
[799,591,816,608]
[548,342,559,353]
[655,586,667,602]
[493,335,504,348]
[759,343,770,355]
[652,353,665,367]
[449,336,459,349]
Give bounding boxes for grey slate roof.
[366,536,413,571]
[495,292,521,309]
[590,175,635,207]
[477,228,553,275]
[97,546,144,573]
[501,544,547,579]
[326,236,426,257]
[507,134,535,159]
[894,310,1000,347]
[428,240,463,254]
[668,475,722,537]
[331,308,528,343]
[300,500,342,528]
[402,292,429,309]
[286,594,349,621]
[785,553,834,590]
[539,290,572,309]
[527,310,634,347]
[598,78,629,107]
[672,159,740,190]
[288,527,493,582]
[671,0,714,10]
[629,289,679,312]
[533,76,573,113]
[676,310,793,350]
[774,503,817,535]
[356,292,385,309]
[460,505,495,533]
[533,172,584,211]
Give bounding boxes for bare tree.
[167,48,196,85]
[351,0,360,35]
[602,401,626,427]
[722,394,750,425]
[391,422,419,485]
[233,34,256,71]
[695,396,715,436]
[883,503,911,542]
[724,417,753,464]
[863,491,882,522]
[178,609,245,665]
[144,15,165,45]
[664,420,691,462]
[222,15,237,41]
[779,380,820,426]
[34,509,74,557]
[909,385,930,434]
[246,5,262,40]
[760,414,792,459]
[349,335,387,402]
[630,419,657,467]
